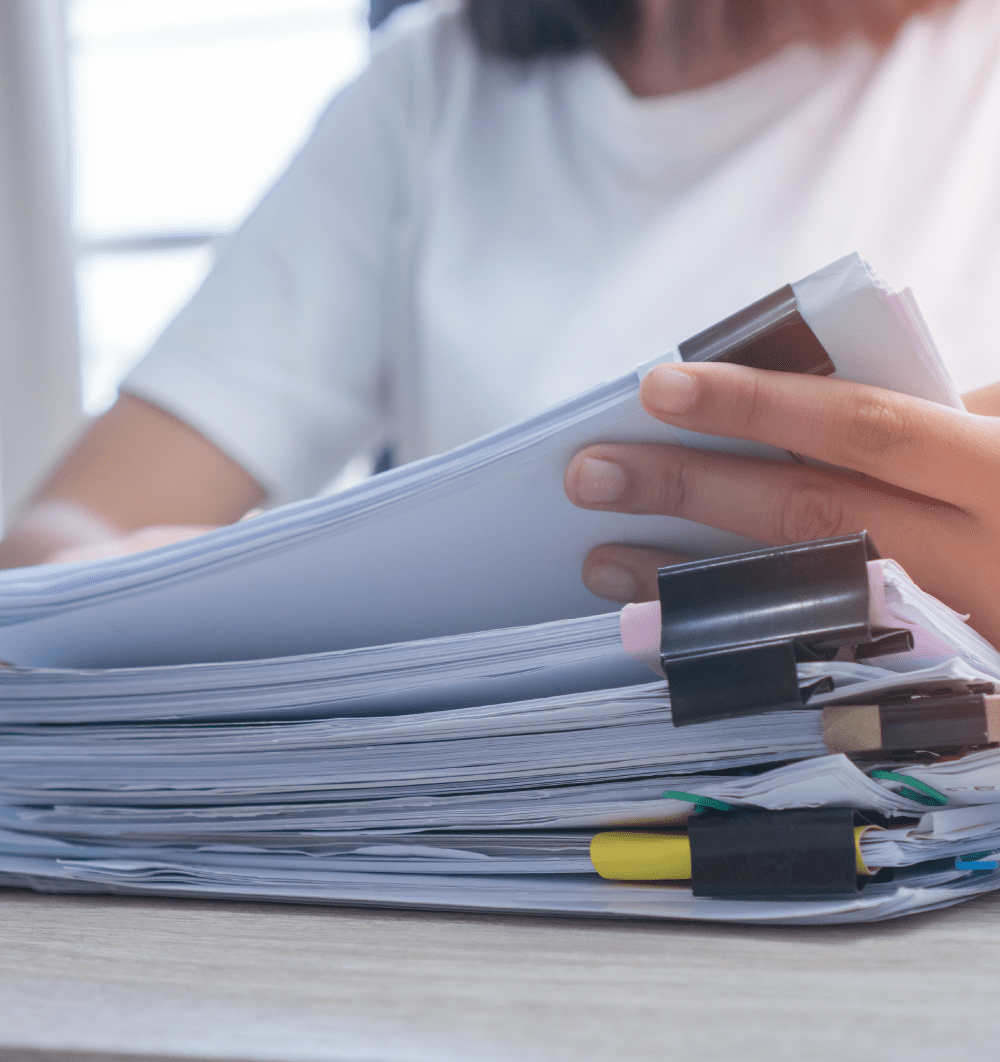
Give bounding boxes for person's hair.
[465,0,949,61]
[466,0,638,58]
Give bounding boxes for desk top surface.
[2,887,999,1062]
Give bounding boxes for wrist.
[0,500,121,569]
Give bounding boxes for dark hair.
[465,0,950,61]
[466,0,640,59]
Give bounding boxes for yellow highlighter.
[590,824,874,885]
[590,831,692,881]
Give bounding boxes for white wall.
[0,0,83,528]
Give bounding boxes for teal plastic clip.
[870,770,948,807]
[663,791,735,813]
[955,851,1000,871]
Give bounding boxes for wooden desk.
[2,887,999,1062]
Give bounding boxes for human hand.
[564,362,1000,648]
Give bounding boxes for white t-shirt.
[124,0,1000,505]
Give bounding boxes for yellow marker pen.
[590,831,691,881]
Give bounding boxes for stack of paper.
[2,752,999,924]
[1,613,998,921]
[0,612,649,723]
[1,254,998,924]
[1,661,997,809]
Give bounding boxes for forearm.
[0,393,266,569]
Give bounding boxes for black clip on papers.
[679,284,835,376]
[688,807,865,898]
[658,532,915,727]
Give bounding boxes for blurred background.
[0,0,414,526]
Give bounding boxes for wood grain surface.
[2,887,999,1062]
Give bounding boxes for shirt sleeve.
[122,16,433,505]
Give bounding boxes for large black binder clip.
[688,807,865,898]
[659,532,914,727]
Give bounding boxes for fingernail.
[575,457,628,504]
[645,366,698,416]
[586,564,638,602]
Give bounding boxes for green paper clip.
[870,770,948,807]
[663,790,735,812]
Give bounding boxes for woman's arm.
[565,363,1000,647]
[0,393,265,569]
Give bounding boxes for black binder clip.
[688,807,869,898]
[679,284,835,376]
[659,532,914,727]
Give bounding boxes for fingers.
[583,544,689,602]
[640,363,997,517]
[962,381,1000,417]
[565,442,973,561]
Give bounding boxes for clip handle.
[666,640,804,727]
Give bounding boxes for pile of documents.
[1,255,998,924]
